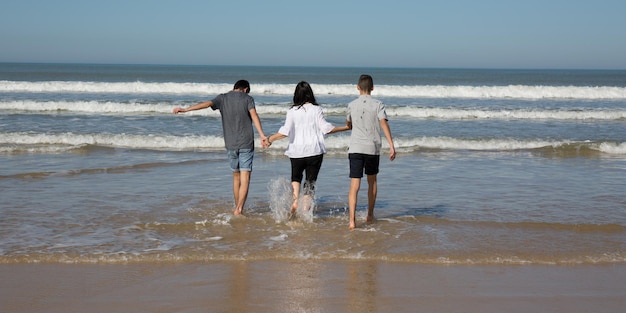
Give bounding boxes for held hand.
[172,107,185,114]
[261,137,271,148]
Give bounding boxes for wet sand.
[2,262,625,313]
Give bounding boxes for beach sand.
[2,262,624,313]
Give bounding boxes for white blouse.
[277,103,335,158]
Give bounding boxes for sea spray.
[268,177,293,223]
[268,177,316,223]
[298,184,317,224]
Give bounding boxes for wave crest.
[3,80,626,99]
[2,100,625,121]
[2,132,624,155]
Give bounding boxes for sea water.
[1,63,625,264]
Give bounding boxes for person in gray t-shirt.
[346,75,396,230]
[173,80,268,216]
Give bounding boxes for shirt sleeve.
[317,107,335,134]
[210,94,223,111]
[346,103,352,122]
[277,109,294,136]
[247,95,255,111]
[377,101,388,120]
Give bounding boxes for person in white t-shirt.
[266,81,350,215]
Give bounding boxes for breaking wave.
[3,80,626,99]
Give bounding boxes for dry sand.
[2,261,625,313]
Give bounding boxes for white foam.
[270,233,288,241]
[3,80,626,99]
[2,132,624,155]
[388,106,626,120]
[195,220,208,226]
[400,136,566,151]
[3,100,624,121]
[1,132,226,151]
[0,100,193,115]
[597,142,626,154]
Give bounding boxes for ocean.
[1,63,625,265]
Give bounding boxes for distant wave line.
[2,132,624,155]
[2,80,626,99]
[2,100,625,120]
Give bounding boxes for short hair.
[233,80,250,93]
[357,74,373,92]
[292,81,318,107]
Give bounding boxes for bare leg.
[366,174,377,222]
[290,181,300,215]
[233,171,251,215]
[232,171,240,212]
[301,180,315,212]
[301,195,313,211]
[348,178,361,230]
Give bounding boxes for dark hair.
[358,74,373,92]
[292,81,318,108]
[233,80,250,93]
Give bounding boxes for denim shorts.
[227,148,254,172]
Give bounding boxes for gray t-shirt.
[211,91,256,150]
[347,95,388,155]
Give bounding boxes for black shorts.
[349,153,380,178]
[290,154,324,194]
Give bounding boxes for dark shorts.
[290,154,324,195]
[349,153,380,178]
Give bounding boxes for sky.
[1,0,625,69]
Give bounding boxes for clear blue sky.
[2,0,625,69]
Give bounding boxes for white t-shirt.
[278,103,335,158]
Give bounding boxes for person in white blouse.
[266,81,350,215]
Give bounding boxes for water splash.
[268,177,293,223]
[297,184,317,224]
[268,177,317,223]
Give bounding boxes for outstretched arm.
[380,118,396,161]
[172,100,213,114]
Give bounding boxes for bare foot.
[291,198,298,211]
[349,220,356,230]
[233,207,243,216]
[366,215,374,222]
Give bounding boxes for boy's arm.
[172,100,213,114]
[249,108,269,148]
[327,121,351,134]
[380,118,396,161]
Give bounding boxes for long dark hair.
[292,81,318,108]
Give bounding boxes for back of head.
[233,80,250,93]
[358,74,374,92]
[292,81,317,106]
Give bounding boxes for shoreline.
[3,261,625,313]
